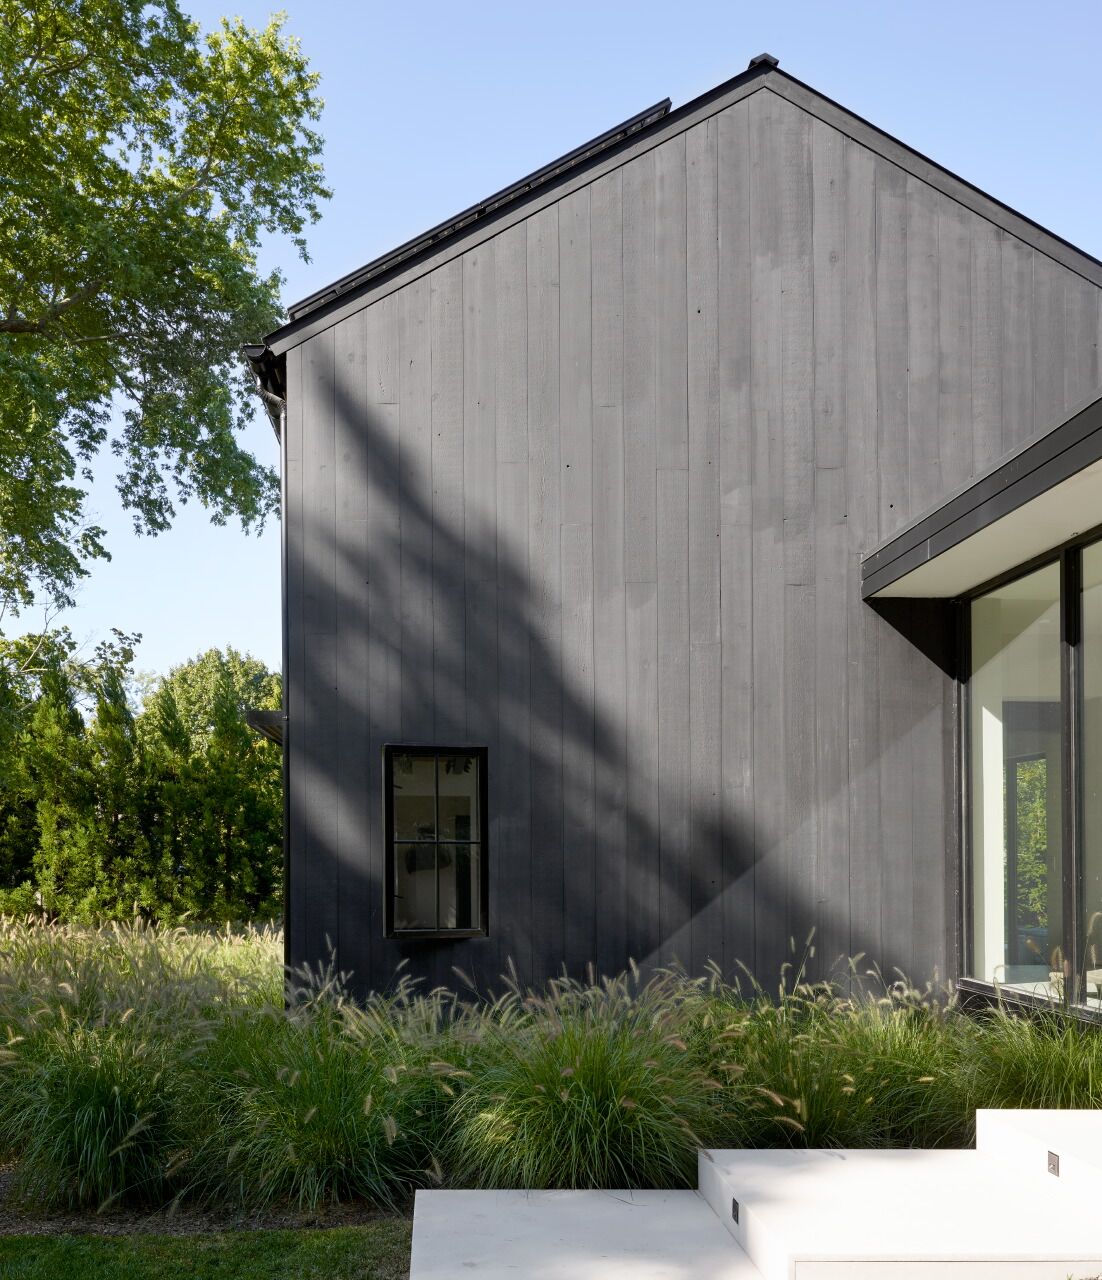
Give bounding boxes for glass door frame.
[959,531,1098,1008]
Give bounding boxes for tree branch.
[0,280,101,334]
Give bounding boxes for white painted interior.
[1083,546,1102,982]
[969,567,1062,989]
[872,457,1102,598]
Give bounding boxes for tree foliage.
[0,0,328,612]
[0,635,281,922]
[1012,756,1050,929]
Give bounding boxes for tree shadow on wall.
[287,327,945,997]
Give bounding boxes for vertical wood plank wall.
[285,88,1102,993]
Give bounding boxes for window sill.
[956,977,1102,1025]
[386,929,488,942]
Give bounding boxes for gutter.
[241,339,291,966]
[243,343,286,440]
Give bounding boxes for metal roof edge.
[284,96,675,324]
[263,56,780,349]
[262,54,1102,354]
[859,390,1102,597]
[765,68,1102,285]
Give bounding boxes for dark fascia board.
[262,61,1102,358]
[860,393,1102,599]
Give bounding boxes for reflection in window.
[387,748,484,934]
[1005,753,1052,970]
[970,565,1063,992]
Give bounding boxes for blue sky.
[52,0,1102,679]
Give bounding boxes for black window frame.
[957,520,1102,1013]
[382,744,489,940]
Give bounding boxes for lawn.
[0,1222,412,1279]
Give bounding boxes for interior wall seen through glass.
[391,751,481,933]
[1081,545,1102,1001]
[970,564,1063,991]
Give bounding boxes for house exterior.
[248,55,1102,1006]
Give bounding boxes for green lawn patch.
[0,1222,412,1280]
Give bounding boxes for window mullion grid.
[1061,547,1083,1004]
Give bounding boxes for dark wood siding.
[284,86,1102,994]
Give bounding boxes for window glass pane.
[1082,544,1102,1005]
[970,564,1063,992]
[393,843,437,930]
[438,754,479,840]
[393,754,436,840]
[437,843,480,930]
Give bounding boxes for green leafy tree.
[0,0,328,613]
[33,659,171,920]
[0,635,281,923]
[0,631,82,909]
[0,628,167,920]
[143,648,282,920]
[1012,757,1049,929]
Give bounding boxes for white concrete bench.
[411,1111,1102,1278]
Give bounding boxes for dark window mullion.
[384,747,394,937]
[1061,547,1083,1002]
[959,600,972,982]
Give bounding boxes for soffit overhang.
[861,393,1102,600]
[246,708,284,747]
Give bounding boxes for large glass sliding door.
[968,535,1102,1006]
[970,565,1063,992]
[1080,546,1102,1004]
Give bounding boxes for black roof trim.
[286,95,673,322]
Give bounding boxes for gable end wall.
[284,87,1102,992]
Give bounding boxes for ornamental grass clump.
[0,1019,185,1209]
[965,1003,1102,1110]
[6,916,1102,1212]
[187,971,441,1211]
[0,915,281,1032]
[688,958,972,1151]
[443,968,724,1190]
[0,917,280,1209]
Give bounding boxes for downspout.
[243,343,291,970]
[243,343,286,441]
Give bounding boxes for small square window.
[384,746,487,937]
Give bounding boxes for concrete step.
[409,1188,764,1279]
[698,1146,1102,1278]
[977,1107,1102,1190]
